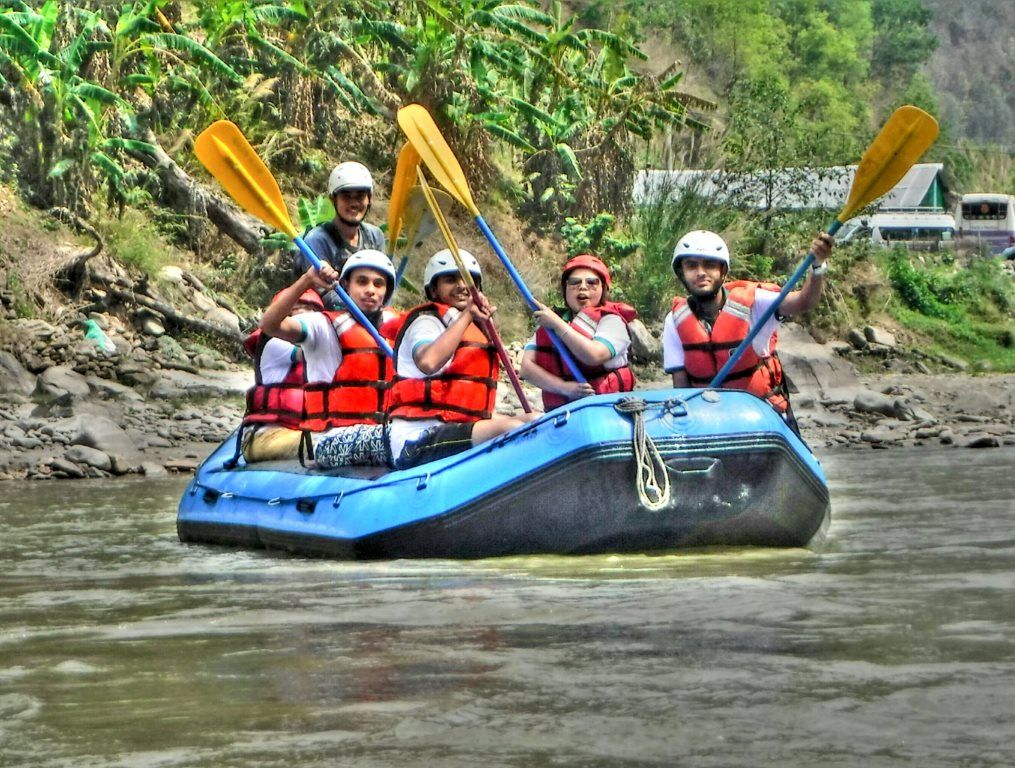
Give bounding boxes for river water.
[2,446,1014,768]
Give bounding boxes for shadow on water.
[1,447,1014,767]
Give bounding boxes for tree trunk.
[51,207,103,294]
[125,129,269,257]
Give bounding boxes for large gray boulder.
[70,415,142,460]
[205,306,242,336]
[64,445,113,471]
[853,389,898,416]
[864,325,897,348]
[628,319,662,363]
[0,351,36,398]
[34,365,91,399]
[776,323,859,400]
[149,368,250,400]
[85,376,144,402]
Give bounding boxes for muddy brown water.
[2,446,1014,767]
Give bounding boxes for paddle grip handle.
[293,236,395,359]
[708,220,841,389]
[474,215,588,385]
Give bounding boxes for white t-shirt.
[662,288,781,373]
[295,311,343,383]
[388,309,462,459]
[524,312,632,369]
[257,337,299,384]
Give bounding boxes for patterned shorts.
[314,424,390,469]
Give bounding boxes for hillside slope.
[923,0,1014,145]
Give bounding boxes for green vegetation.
[0,0,706,226]
[885,250,1015,371]
[0,0,1010,374]
[102,209,172,276]
[2,271,35,319]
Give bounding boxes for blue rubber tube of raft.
[294,235,394,358]
[709,220,842,389]
[474,215,588,384]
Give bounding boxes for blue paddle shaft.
[474,215,588,385]
[394,255,410,290]
[708,220,842,389]
[293,236,394,358]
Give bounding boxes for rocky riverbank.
[1,307,1012,483]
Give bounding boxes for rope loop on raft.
[614,396,671,512]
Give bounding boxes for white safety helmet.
[340,249,396,303]
[671,230,731,273]
[328,161,374,196]
[424,249,482,297]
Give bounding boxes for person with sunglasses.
[520,254,638,410]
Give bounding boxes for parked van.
[955,194,1015,255]
[837,211,956,250]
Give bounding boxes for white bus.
[955,193,1015,255]
[837,211,956,250]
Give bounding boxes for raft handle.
[665,399,689,417]
[332,492,344,508]
[296,498,317,515]
[668,457,721,477]
[202,489,220,505]
[553,411,570,428]
[416,473,430,490]
[267,497,281,506]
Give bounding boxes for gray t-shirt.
[295,220,386,310]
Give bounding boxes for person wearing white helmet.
[249,250,402,467]
[663,229,833,430]
[383,249,536,470]
[296,161,387,310]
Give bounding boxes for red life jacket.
[384,303,499,423]
[241,329,308,427]
[533,302,638,410]
[299,308,399,430]
[670,280,789,412]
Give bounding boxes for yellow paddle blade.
[397,104,480,217]
[416,168,476,291]
[388,143,421,247]
[840,105,939,223]
[194,121,297,238]
[400,185,453,249]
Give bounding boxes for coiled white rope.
[614,397,671,512]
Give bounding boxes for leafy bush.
[886,250,964,321]
[885,249,1015,371]
[103,211,172,276]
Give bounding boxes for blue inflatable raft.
[177,389,829,559]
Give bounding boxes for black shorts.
[394,422,475,470]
